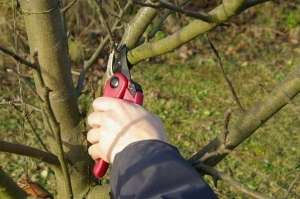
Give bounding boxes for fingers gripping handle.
[92,72,143,179]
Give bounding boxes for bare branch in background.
[207,35,245,112]
[197,163,272,199]
[190,63,300,167]
[241,0,271,11]
[132,0,216,23]
[10,103,49,152]
[0,45,38,70]
[3,66,39,98]
[0,99,41,112]
[284,173,300,199]
[93,0,115,47]
[61,0,78,13]
[83,1,132,72]
[0,140,59,165]
[222,109,232,145]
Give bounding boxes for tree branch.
[83,1,132,72]
[0,45,38,70]
[0,140,59,165]
[241,0,271,11]
[127,0,246,64]
[284,173,300,199]
[93,0,115,47]
[197,163,272,199]
[127,0,270,65]
[61,0,78,13]
[19,0,89,197]
[207,35,245,112]
[32,52,74,199]
[146,0,191,40]
[121,0,158,49]
[132,0,216,23]
[189,63,300,167]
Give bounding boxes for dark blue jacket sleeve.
[110,140,217,199]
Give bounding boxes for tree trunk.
[19,0,90,198]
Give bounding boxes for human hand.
[87,97,167,163]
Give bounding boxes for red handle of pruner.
[92,72,143,179]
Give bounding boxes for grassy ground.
[0,1,300,198]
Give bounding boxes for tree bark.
[121,0,158,49]
[127,0,247,64]
[19,0,90,198]
[190,64,300,167]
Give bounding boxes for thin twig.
[132,0,216,23]
[144,0,191,41]
[10,103,49,152]
[94,0,115,48]
[4,66,40,100]
[223,109,232,145]
[197,163,272,199]
[61,0,78,13]
[0,45,38,69]
[284,173,300,199]
[241,0,271,11]
[207,35,246,112]
[83,0,132,72]
[0,100,41,112]
[0,140,59,165]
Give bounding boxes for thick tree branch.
[132,0,216,22]
[190,64,300,167]
[121,0,158,49]
[0,140,59,165]
[127,0,246,64]
[146,0,191,40]
[0,45,38,70]
[127,0,271,64]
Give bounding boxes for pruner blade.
[106,49,115,78]
[105,45,131,80]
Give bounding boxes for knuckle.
[92,98,101,109]
[87,113,95,124]
[88,145,93,156]
[87,130,94,142]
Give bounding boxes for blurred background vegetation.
[0,0,299,198]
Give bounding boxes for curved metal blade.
[106,50,115,78]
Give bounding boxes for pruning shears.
[92,45,144,179]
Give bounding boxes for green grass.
[131,51,300,198]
